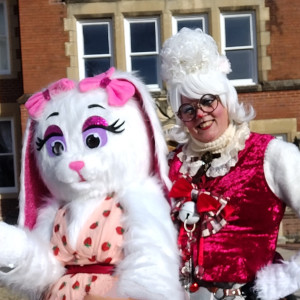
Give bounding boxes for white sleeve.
[264,138,300,214]
[255,138,300,300]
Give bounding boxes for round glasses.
[177,94,219,122]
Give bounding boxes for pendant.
[180,221,199,293]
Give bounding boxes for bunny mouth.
[79,174,86,182]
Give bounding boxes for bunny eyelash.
[35,118,125,151]
[36,133,62,151]
[84,119,125,134]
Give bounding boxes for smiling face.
[181,95,229,143]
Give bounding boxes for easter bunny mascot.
[0,68,185,300]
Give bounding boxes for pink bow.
[25,78,75,118]
[79,67,136,107]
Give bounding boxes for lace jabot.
[179,122,250,177]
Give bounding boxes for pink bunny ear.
[79,67,136,107]
[25,78,75,119]
[18,120,50,229]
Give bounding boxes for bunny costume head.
[19,67,170,229]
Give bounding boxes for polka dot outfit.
[45,197,125,300]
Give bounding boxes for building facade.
[0,0,22,223]
[1,0,300,234]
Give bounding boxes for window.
[221,12,257,86]
[173,15,208,34]
[77,19,113,79]
[273,134,287,141]
[0,0,10,75]
[124,18,161,90]
[0,119,17,193]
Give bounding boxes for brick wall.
[265,0,300,80]
[281,208,300,242]
[19,104,28,135]
[18,0,69,94]
[239,90,300,132]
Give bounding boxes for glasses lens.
[199,94,218,112]
[178,104,196,121]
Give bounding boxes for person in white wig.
[161,27,300,300]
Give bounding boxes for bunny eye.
[48,138,66,156]
[83,128,108,149]
[37,125,67,157]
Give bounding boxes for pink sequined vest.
[169,133,286,283]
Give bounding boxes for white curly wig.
[160,28,255,142]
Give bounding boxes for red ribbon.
[169,177,195,199]
[196,193,221,214]
[170,177,234,218]
[65,263,115,275]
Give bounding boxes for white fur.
[116,178,183,299]
[255,254,300,300]
[0,222,64,299]
[0,70,183,299]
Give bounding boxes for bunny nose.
[69,161,85,172]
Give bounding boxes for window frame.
[0,0,11,75]
[220,11,258,86]
[172,14,209,34]
[124,17,161,91]
[0,117,18,194]
[76,19,114,79]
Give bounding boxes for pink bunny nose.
[69,161,85,172]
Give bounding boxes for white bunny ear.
[113,70,171,195]
[18,119,50,229]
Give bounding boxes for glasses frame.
[177,94,219,122]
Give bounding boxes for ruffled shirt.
[178,122,250,178]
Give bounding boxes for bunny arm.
[254,138,300,299]
[116,177,185,300]
[0,218,64,297]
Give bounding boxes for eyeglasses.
[177,94,219,122]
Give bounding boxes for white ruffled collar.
[178,122,250,177]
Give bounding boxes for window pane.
[83,24,109,55]
[225,16,251,47]
[0,3,5,35]
[0,121,12,153]
[0,155,15,187]
[85,58,111,77]
[226,50,254,80]
[0,38,8,70]
[131,56,157,84]
[130,22,156,53]
[177,19,203,31]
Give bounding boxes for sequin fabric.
[169,133,286,283]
